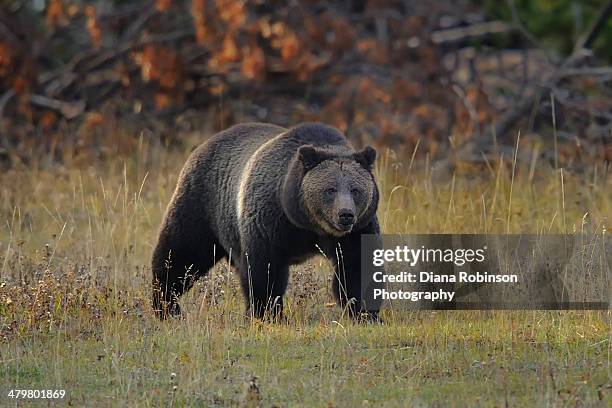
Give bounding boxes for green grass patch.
[0,138,610,406]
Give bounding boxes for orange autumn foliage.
[192,0,208,44]
[137,45,184,89]
[241,45,266,81]
[215,0,246,29]
[85,6,102,49]
[0,41,13,78]
[156,0,173,12]
[46,0,67,29]
[219,35,241,64]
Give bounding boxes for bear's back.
[178,122,352,253]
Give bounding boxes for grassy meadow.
[0,135,610,406]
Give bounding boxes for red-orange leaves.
[85,6,102,49]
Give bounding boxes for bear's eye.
[324,188,337,195]
[351,188,361,196]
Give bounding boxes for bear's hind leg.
[152,233,227,319]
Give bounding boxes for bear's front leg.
[324,219,383,321]
[238,248,289,321]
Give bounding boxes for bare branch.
[431,21,511,45]
[573,0,612,52]
[30,95,85,119]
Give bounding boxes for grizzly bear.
[152,122,382,320]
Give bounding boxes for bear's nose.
[338,209,355,226]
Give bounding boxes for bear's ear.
[298,145,330,171]
[353,145,377,170]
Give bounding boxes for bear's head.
[282,144,378,237]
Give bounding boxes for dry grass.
[0,135,610,406]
